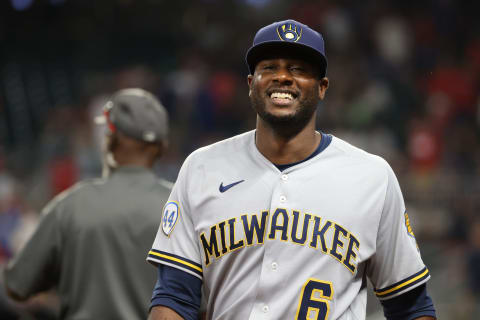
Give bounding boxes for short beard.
[250,89,319,138]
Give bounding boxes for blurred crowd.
[1,0,479,318]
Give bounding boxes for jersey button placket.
[279,174,288,203]
[254,173,286,319]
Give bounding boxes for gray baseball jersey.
[148,130,430,320]
[5,166,172,320]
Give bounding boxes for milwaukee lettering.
[199,208,360,273]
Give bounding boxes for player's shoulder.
[186,130,254,163]
[155,178,174,192]
[42,178,107,214]
[329,135,391,171]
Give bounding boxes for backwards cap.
[245,19,327,77]
[95,88,169,143]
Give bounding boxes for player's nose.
[272,67,294,85]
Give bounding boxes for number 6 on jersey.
[295,279,334,320]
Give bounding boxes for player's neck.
[255,118,321,165]
[112,150,156,169]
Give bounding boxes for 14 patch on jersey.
[162,201,180,236]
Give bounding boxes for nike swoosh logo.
[219,180,245,193]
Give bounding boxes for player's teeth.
[271,92,293,100]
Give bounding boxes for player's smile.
[267,89,299,106]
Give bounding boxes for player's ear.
[247,75,253,97]
[318,77,329,100]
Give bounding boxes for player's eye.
[290,66,305,72]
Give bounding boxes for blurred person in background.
[3,88,172,320]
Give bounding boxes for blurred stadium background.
[0,0,479,319]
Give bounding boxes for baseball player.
[4,88,172,320]
[147,20,436,320]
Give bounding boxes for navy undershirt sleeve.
[381,284,436,320]
[150,264,202,320]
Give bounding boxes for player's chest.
[190,164,383,227]
[190,165,383,261]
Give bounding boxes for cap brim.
[246,41,327,77]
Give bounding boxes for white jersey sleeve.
[367,162,430,300]
[147,154,203,280]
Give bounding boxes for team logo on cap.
[276,23,302,42]
[162,201,180,237]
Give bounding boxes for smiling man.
[147,20,437,320]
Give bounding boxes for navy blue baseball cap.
[246,19,327,77]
